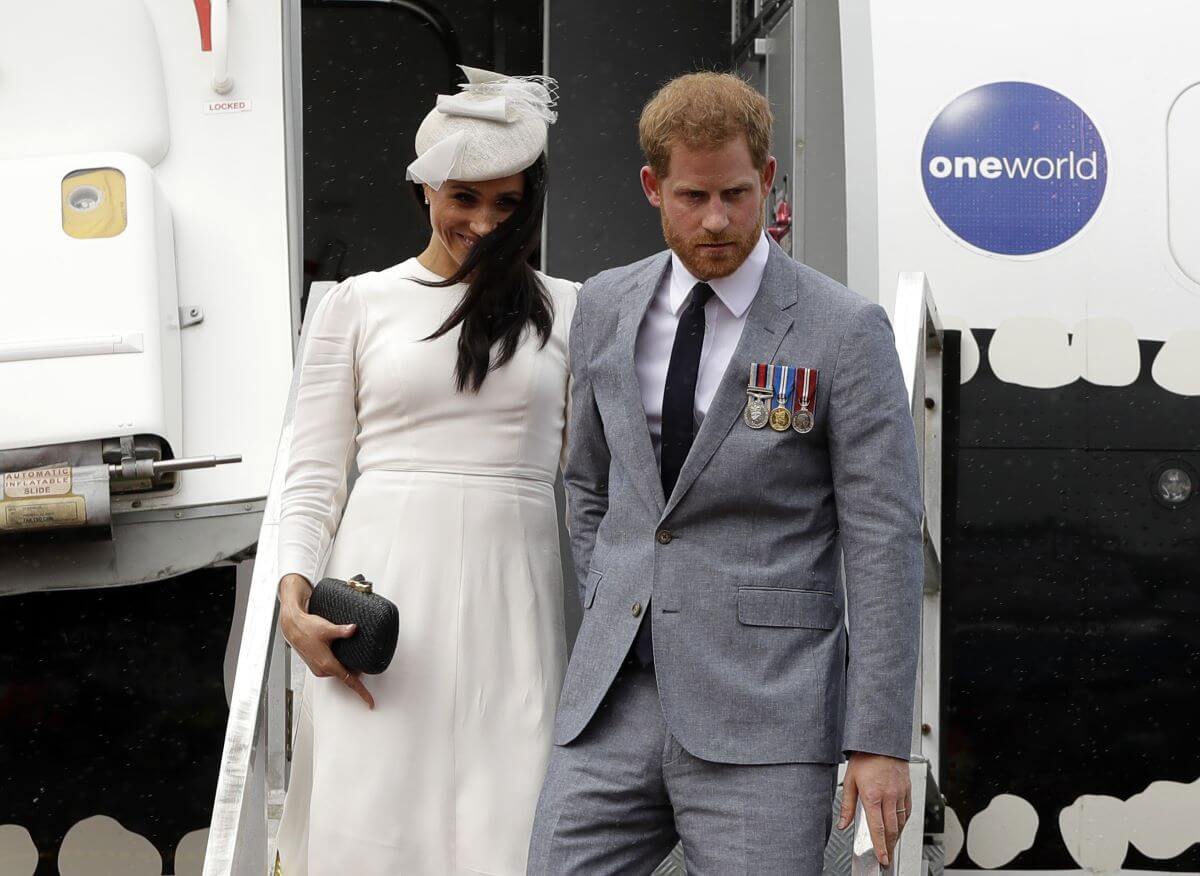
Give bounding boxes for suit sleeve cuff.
[841,728,914,763]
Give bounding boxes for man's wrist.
[848,750,907,762]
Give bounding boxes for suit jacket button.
[656,529,672,545]
[632,602,643,617]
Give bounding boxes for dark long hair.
[416,155,553,392]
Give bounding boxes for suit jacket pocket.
[736,587,838,629]
[583,568,604,609]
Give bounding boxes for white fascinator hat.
[406,65,558,191]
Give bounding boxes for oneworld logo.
[926,151,1100,182]
[922,82,1107,256]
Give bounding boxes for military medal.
[745,395,770,430]
[743,363,772,429]
[792,367,818,433]
[769,364,795,432]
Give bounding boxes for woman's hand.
[278,573,375,709]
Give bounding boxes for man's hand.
[838,752,912,868]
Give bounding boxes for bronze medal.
[769,364,794,432]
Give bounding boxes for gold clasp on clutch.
[345,574,373,595]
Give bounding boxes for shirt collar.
[668,233,770,318]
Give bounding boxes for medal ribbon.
[773,364,795,411]
[748,362,771,394]
[793,368,818,415]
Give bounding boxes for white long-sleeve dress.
[274,258,575,875]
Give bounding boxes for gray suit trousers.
[528,659,837,875]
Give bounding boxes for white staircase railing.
[885,271,945,876]
[203,283,340,876]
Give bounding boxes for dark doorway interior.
[545,0,731,281]
[302,0,543,300]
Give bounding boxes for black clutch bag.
[306,574,399,675]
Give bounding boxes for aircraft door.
[737,3,798,256]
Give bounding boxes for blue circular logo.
[921,81,1107,256]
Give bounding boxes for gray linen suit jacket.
[557,240,923,765]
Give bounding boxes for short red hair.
[638,72,774,177]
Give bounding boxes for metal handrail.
[894,271,944,568]
[202,294,322,875]
[886,272,944,876]
[211,0,234,94]
[893,271,944,757]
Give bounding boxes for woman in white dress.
[273,68,575,875]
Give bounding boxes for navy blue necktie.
[633,281,714,666]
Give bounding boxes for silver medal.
[743,392,770,429]
[793,408,814,433]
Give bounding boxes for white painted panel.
[0,0,169,165]
[0,153,181,454]
[943,806,965,866]
[866,0,1200,342]
[57,815,161,876]
[1059,794,1128,871]
[1072,317,1140,387]
[988,318,1079,389]
[1,0,293,512]
[966,794,1039,869]
[948,778,1200,874]
[129,0,294,510]
[1126,776,1200,861]
[0,824,38,876]
[174,828,209,876]
[1152,329,1200,395]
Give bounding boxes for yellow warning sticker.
[1,496,86,530]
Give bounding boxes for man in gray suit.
[529,72,923,874]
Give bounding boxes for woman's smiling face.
[425,173,526,267]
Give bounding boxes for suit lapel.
[661,242,797,519]
[605,253,670,515]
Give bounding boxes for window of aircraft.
[61,168,126,239]
[1167,82,1200,288]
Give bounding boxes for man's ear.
[760,156,778,195]
[640,165,663,208]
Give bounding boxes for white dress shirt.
[635,233,770,457]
